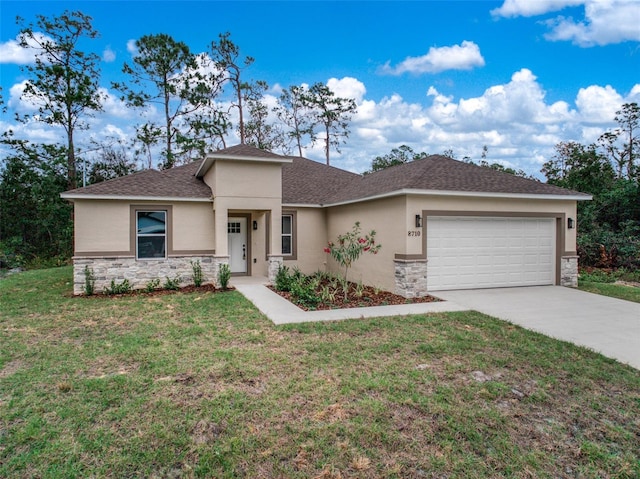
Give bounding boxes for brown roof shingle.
[325,155,588,204]
[63,145,589,203]
[63,160,212,199]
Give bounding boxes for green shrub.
[104,279,132,295]
[191,260,204,287]
[579,269,616,283]
[83,265,96,296]
[163,276,181,291]
[144,278,161,292]
[218,264,231,290]
[290,278,319,308]
[274,265,292,291]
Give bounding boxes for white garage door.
[427,216,555,291]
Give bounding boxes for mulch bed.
[76,284,234,298]
[268,281,440,311]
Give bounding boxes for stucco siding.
[172,202,215,252]
[283,207,327,274]
[212,160,282,199]
[326,196,407,292]
[74,200,130,254]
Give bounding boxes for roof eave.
[324,189,592,207]
[60,193,213,203]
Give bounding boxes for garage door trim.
[423,210,567,287]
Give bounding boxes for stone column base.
[394,259,428,298]
[267,255,284,283]
[560,255,579,288]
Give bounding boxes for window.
[136,211,167,259]
[282,214,293,256]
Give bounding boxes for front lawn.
[1,267,638,478]
[579,281,640,304]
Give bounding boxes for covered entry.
[426,216,556,291]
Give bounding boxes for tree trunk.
[325,125,330,165]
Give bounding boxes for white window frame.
[136,210,167,260]
[282,213,293,257]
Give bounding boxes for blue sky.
[1,0,639,176]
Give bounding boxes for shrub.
[145,278,161,292]
[218,264,231,290]
[104,279,132,295]
[83,266,96,296]
[323,221,381,281]
[274,265,292,291]
[290,278,320,308]
[163,276,181,291]
[191,260,204,287]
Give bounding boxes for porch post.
[267,207,283,283]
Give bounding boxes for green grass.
[2,267,639,478]
[579,281,640,303]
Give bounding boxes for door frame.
[227,213,251,276]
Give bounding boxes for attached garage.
[426,216,556,291]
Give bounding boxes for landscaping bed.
[269,280,439,310]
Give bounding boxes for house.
[61,144,591,296]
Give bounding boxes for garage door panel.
[427,216,555,291]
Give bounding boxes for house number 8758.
[408,230,421,237]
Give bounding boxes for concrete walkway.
[435,286,640,369]
[231,276,468,324]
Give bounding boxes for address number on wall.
[408,230,421,237]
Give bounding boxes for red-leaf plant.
[323,221,381,284]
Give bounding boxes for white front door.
[227,217,247,274]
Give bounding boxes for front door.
[228,217,248,274]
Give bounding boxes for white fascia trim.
[282,203,323,208]
[61,193,213,202]
[324,189,592,207]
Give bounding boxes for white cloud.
[126,39,138,56]
[544,0,640,46]
[493,0,640,46]
[327,77,366,103]
[99,87,133,119]
[380,41,485,75]
[327,70,636,176]
[0,32,54,65]
[8,80,40,113]
[575,84,624,122]
[103,46,116,63]
[492,0,584,17]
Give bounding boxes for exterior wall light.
[253,220,258,230]
[415,214,423,228]
[568,217,574,229]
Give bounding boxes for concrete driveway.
[434,286,640,369]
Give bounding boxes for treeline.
[0,10,357,267]
[541,103,639,269]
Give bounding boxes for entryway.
[228,216,248,274]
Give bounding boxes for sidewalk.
[231,278,468,325]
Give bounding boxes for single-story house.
[62,144,591,296]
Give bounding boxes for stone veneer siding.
[394,259,429,298]
[73,255,228,295]
[560,255,579,288]
[267,255,284,283]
